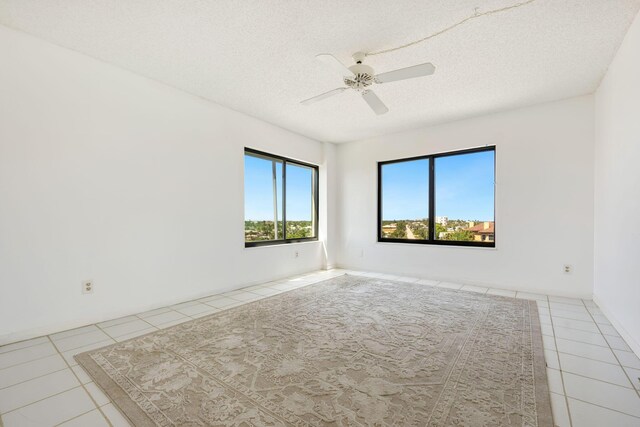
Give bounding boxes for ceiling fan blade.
[316,54,354,77]
[300,87,347,105]
[375,62,436,84]
[361,90,389,115]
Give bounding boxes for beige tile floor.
[1,269,639,426]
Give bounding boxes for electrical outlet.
[82,280,94,294]
[563,265,572,274]
[294,251,299,258]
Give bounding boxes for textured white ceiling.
[1,0,638,143]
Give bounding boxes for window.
[378,146,495,247]
[434,150,495,244]
[244,148,318,247]
[380,159,430,239]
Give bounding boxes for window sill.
[244,239,320,249]
[376,241,497,250]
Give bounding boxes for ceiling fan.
[301,52,435,115]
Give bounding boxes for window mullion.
[312,167,318,238]
[272,160,279,240]
[428,157,435,242]
[283,161,287,241]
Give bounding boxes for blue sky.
[244,155,313,221]
[382,150,494,220]
[381,159,429,220]
[246,150,494,222]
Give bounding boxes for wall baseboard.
[335,264,593,300]
[592,294,640,359]
[0,267,322,347]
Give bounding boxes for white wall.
[319,141,339,269]
[593,12,640,355]
[0,26,334,344]
[336,96,595,297]
[7,15,636,349]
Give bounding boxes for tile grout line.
[52,407,101,427]
[553,323,613,335]
[94,323,126,343]
[45,336,114,427]
[564,396,640,420]
[555,349,630,367]
[183,307,223,320]
[583,299,640,400]
[94,316,140,329]
[552,369,636,390]
[224,294,264,303]
[551,335,618,349]
[95,320,157,342]
[0,338,50,356]
[133,314,161,330]
[0,384,86,418]
[0,347,61,373]
[53,337,116,356]
[0,364,70,392]
[548,293,574,427]
[551,313,609,324]
[49,327,103,342]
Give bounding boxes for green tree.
[446,229,474,241]
[389,221,407,238]
[286,221,313,239]
[411,222,428,239]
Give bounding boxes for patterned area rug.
[76,275,552,426]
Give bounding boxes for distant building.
[382,223,397,236]
[466,221,494,242]
[436,216,448,226]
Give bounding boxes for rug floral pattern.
[77,275,552,426]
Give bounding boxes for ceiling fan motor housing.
[344,63,375,90]
[302,51,434,115]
